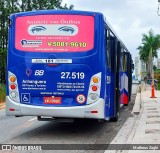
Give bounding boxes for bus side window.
[124,53,127,72]
[120,48,124,72]
[105,28,111,68]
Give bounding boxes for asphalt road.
[0,84,138,153]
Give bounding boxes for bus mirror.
[9,19,12,27]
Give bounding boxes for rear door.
[110,37,120,118]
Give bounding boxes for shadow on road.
[2,94,136,146]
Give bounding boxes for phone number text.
[48,42,87,48]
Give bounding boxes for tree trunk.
[148,48,153,77]
[146,62,149,75]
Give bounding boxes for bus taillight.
[9,76,16,82]
[91,85,98,91]
[92,77,99,83]
[10,84,17,90]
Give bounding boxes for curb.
[131,93,141,115]
[104,85,143,153]
[121,96,144,153]
[131,84,144,116]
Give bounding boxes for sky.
[62,0,160,62]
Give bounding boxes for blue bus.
[6,10,133,121]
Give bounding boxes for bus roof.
[10,10,103,17]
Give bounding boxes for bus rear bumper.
[6,96,105,119]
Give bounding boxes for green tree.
[0,0,6,83]
[0,0,74,84]
[0,0,20,83]
[30,0,73,10]
[138,29,160,77]
[138,45,149,73]
[153,65,157,71]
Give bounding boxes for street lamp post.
[158,0,160,16]
[0,11,2,84]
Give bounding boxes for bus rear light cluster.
[87,72,101,104]
[8,72,20,103]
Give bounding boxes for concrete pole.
[158,0,160,16]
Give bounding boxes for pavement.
[105,84,160,153]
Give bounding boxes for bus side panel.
[120,72,129,105]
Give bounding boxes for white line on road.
[28,117,37,122]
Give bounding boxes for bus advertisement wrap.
[15,15,94,52]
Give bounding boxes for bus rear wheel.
[98,119,106,123]
[110,112,119,122]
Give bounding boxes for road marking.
[28,117,37,122]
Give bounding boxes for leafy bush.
[0,84,6,103]
[155,69,160,73]
[158,83,160,90]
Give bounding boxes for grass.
[155,69,160,73]
[0,84,6,104]
[158,83,160,90]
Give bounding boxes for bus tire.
[124,104,128,106]
[98,119,106,123]
[111,113,119,122]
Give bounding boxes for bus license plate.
[43,97,62,104]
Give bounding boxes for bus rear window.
[15,15,94,52]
